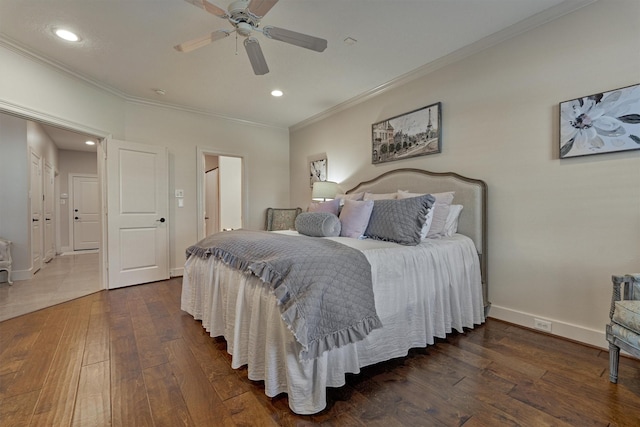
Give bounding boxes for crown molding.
[289,0,598,133]
[0,99,109,138]
[0,33,285,131]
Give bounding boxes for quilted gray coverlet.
[186,230,382,359]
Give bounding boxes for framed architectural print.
[560,83,640,158]
[372,102,441,164]
[309,158,327,187]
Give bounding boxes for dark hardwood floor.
[1,278,639,426]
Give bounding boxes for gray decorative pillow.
[364,194,435,245]
[295,212,342,237]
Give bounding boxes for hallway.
[0,252,101,322]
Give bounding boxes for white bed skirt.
[181,234,485,414]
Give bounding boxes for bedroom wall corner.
[289,0,640,347]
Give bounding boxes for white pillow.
[397,190,455,239]
[443,204,463,237]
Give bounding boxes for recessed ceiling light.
[54,28,80,42]
[85,140,95,146]
[271,89,283,97]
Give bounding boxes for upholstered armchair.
[0,238,13,285]
[606,274,640,383]
[265,207,302,231]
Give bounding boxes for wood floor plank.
[110,333,154,426]
[508,379,611,426]
[127,290,169,369]
[0,389,39,427]
[82,299,110,366]
[224,391,279,426]
[454,375,575,426]
[453,337,548,379]
[109,296,154,426]
[142,362,195,427]
[0,330,40,376]
[164,338,234,426]
[72,360,111,427]
[0,305,70,400]
[30,298,92,426]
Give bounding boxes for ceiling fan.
[176,0,328,75]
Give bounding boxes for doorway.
[197,149,244,240]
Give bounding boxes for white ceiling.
[1,0,594,149]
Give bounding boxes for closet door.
[30,150,42,273]
[43,161,55,262]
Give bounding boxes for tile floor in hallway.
[0,252,101,322]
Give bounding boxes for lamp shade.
[312,181,339,201]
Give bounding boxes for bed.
[181,168,488,414]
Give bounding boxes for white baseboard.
[488,304,607,350]
[60,245,72,254]
[170,267,184,278]
[4,268,33,282]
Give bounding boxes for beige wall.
[290,0,640,347]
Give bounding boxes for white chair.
[0,238,13,285]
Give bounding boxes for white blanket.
[181,233,484,414]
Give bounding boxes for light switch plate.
[175,189,184,198]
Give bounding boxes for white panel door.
[107,139,169,289]
[30,150,42,273]
[73,176,100,251]
[43,161,55,261]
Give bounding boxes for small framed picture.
[372,102,441,164]
[560,83,640,158]
[309,158,327,187]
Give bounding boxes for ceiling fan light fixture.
[271,89,283,97]
[54,28,80,42]
[236,22,253,37]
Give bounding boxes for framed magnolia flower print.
[560,83,640,158]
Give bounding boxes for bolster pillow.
[295,212,341,237]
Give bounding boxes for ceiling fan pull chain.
[235,32,238,55]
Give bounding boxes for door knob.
[156,217,166,223]
[75,217,79,220]
[74,209,78,212]
[32,218,39,222]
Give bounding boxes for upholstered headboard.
[346,168,488,309]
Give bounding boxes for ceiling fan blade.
[262,26,327,52]
[174,30,231,53]
[183,0,228,18]
[247,0,278,18]
[244,37,269,75]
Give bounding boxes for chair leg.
[609,343,620,383]
[0,268,11,286]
